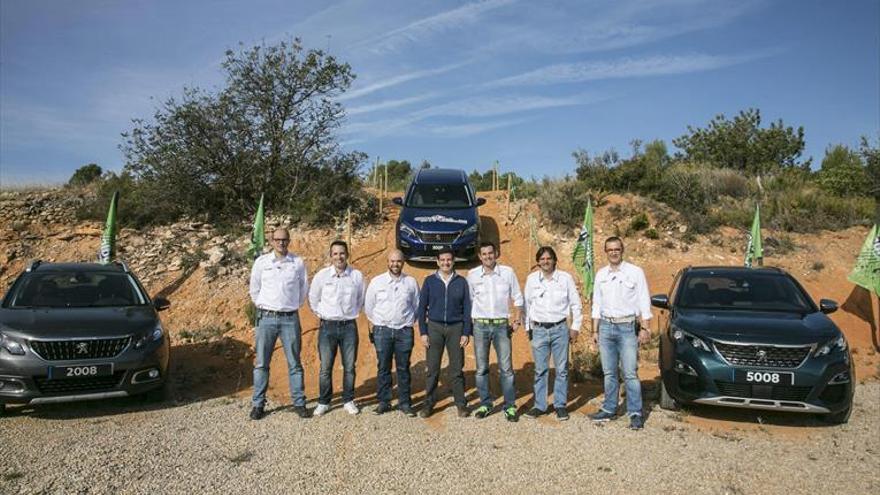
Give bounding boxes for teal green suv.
[652,266,854,424]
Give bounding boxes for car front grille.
[30,337,131,361]
[417,231,460,243]
[715,381,812,402]
[714,342,811,368]
[34,372,126,395]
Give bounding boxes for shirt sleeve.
[509,269,524,308]
[354,271,366,315]
[308,268,323,320]
[410,278,420,321]
[364,277,377,324]
[416,278,430,336]
[523,276,533,330]
[249,258,262,305]
[461,279,472,336]
[636,266,653,320]
[299,260,309,308]
[568,274,584,332]
[591,270,603,320]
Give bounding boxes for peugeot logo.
[75,342,89,355]
[756,349,768,363]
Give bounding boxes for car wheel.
[141,381,169,404]
[819,405,851,425]
[659,379,679,411]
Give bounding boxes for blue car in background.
[393,168,486,261]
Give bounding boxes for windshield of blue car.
[8,272,148,308]
[405,184,473,208]
[677,272,815,313]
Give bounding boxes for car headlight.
[0,332,25,355]
[461,223,478,236]
[399,223,417,238]
[135,324,164,349]
[814,336,847,357]
[671,326,712,353]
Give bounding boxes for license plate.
[734,369,794,386]
[431,245,445,250]
[48,364,113,380]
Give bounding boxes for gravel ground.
[1,383,878,495]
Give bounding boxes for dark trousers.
[318,319,358,405]
[373,325,414,407]
[424,320,466,408]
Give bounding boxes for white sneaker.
[343,401,360,415]
[313,403,330,417]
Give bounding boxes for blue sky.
[1,0,878,185]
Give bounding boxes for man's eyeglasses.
[273,238,290,243]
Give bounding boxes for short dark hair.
[478,241,497,253]
[604,236,624,250]
[535,246,557,262]
[330,240,348,254]
[437,247,455,258]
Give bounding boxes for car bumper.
[0,338,170,405]
[397,233,479,261]
[660,337,854,415]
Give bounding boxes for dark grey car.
[0,261,170,414]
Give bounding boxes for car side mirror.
[819,299,838,314]
[651,294,669,309]
[392,197,403,206]
[153,297,171,311]
[476,197,487,206]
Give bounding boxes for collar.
[332,265,353,277]
[387,271,405,282]
[436,271,456,282]
[538,270,559,282]
[480,264,500,277]
[607,261,628,273]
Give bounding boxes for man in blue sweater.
[417,248,472,418]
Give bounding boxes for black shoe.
[457,406,470,418]
[555,407,570,421]
[399,405,417,417]
[629,414,644,430]
[524,407,545,419]
[474,405,490,419]
[588,410,616,422]
[419,404,434,418]
[374,402,392,415]
[503,406,518,423]
[249,407,265,420]
[291,405,310,418]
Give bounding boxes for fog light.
[674,360,698,376]
[0,380,24,392]
[132,368,161,384]
[829,371,850,385]
[148,369,160,379]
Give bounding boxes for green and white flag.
[848,224,880,296]
[572,198,595,298]
[745,203,763,268]
[247,194,266,262]
[98,191,119,264]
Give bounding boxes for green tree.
[816,144,868,196]
[68,163,103,186]
[121,38,369,225]
[860,136,880,222]
[385,159,413,190]
[672,109,809,175]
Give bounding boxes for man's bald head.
[387,249,405,276]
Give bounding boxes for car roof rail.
[114,261,131,273]
[26,259,42,272]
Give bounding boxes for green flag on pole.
[572,198,595,298]
[745,203,763,268]
[248,194,266,262]
[848,224,880,296]
[99,191,119,264]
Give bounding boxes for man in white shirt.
[467,241,523,422]
[588,236,652,430]
[523,246,582,421]
[364,249,420,417]
[248,228,310,420]
[309,240,366,416]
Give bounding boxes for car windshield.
[8,272,147,308]
[405,184,472,208]
[677,272,814,313]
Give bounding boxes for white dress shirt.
[249,252,308,311]
[308,264,365,320]
[467,264,524,319]
[364,272,420,328]
[524,269,583,332]
[591,261,652,321]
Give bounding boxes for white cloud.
[347,93,439,116]
[339,62,466,101]
[427,118,527,137]
[415,93,603,118]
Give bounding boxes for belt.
[260,309,298,317]
[530,319,566,329]
[602,315,636,324]
[321,318,356,325]
[474,317,508,325]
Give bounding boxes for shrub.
[570,346,603,382]
[536,177,594,227]
[68,163,103,187]
[644,227,659,239]
[630,213,649,231]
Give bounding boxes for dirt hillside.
[1,188,877,433]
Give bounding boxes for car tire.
[819,405,851,425]
[659,379,679,411]
[141,381,169,404]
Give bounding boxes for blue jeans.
[318,319,359,405]
[473,322,515,409]
[252,312,305,408]
[530,322,570,411]
[598,320,642,416]
[373,325,414,407]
